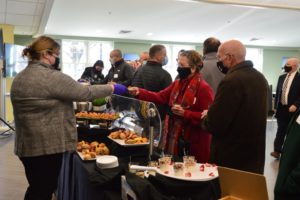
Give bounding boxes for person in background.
[201,40,268,174]
[10,36,127,200]
[101,49,133,86]
[201,37,224,94]
[135,51,149,70]
[80,60,104,84]
[271,58,300,159]
[274,108,300,200]
[174,49,185,80]
[131,45,172,100]
[129,50,213,163]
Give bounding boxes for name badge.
[114,74,118,78]
[296,115,300,125]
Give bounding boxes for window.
[246,48,263,72]
[155,44,196,80]
[62,39,113,80]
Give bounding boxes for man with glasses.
[201,39,269,174]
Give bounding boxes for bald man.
[202,40,269,174]
[271,58,300,159]
[102,49,133,86]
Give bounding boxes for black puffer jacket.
[102,59,133,86]
[131,61,172,119]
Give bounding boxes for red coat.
[138,73,214,163]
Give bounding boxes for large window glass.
[246,48,263,72]
[62,39,113,80]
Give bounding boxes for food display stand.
[57,94,221,200]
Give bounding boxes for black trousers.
[20,153,63,200]
[274,106,293,153]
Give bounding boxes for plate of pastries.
[75,112,119,120]
[77,140,110,161]
[108,129,149,146]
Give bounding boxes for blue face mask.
[162,56,168,66]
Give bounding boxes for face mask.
[177,66,192,79]
[110,58,115,65]
[162,56,168,66]
[217,61,228,74]
[53,57,60,70]
[142,60,147,65]
[283,65,292,73]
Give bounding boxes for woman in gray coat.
[10,36,127,200]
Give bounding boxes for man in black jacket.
[131,44,172,120]
[271,58,300,159]
[102,49,133,86]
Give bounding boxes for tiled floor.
[0,120,279,200]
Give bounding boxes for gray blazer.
[11,61,113,157]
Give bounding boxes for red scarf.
[163,73,201,155]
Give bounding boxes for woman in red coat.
[129,50,214,163]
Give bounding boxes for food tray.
[76,151,98,162]
[130,163,218,181]
[107,137,149,147]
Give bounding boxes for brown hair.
[181,50,203,71]
[22,36,60,60]
[149,44,165,58]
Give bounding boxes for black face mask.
[217,61,228,74]
[177,67,192,79]
[52,57,60,71]
[283,65,292,73]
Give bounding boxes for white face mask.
[110,58,115,65]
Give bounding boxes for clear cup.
[173,162,184,176]
[158,157,169,172]
[148,161,158,167]
[161,154,173,165]
[183,155,196,172]
[148,161,158,176]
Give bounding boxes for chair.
[0,117,15,137]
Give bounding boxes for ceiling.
[1,0,300,47]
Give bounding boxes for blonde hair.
[22,36,60,60]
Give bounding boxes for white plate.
[96,155,119,169]
[130,163,218,182]
[107,137,149,147]
[76,151,100,161]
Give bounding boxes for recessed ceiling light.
[147,32,153,36]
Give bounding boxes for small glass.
[158,157,169,172]
[183,155,196,172]
[161,154,173,165]
[148,161,158,176]
[173,162,184,176]
[148,161,158,167]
